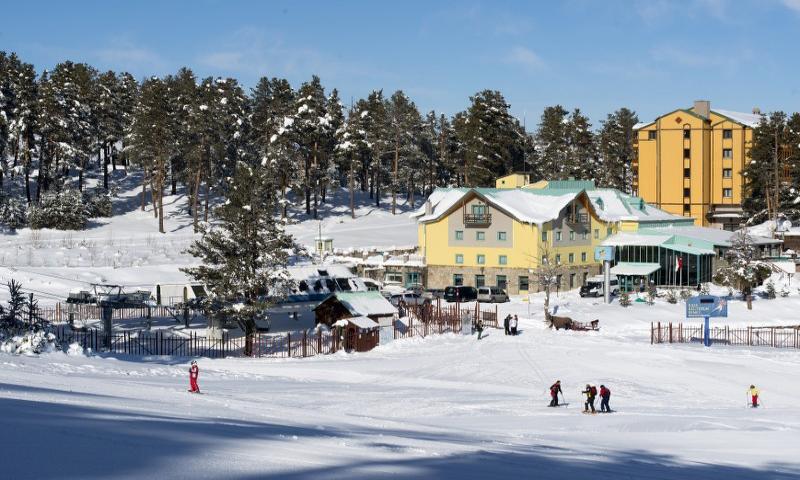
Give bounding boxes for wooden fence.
[50,303,499,358]
[651,322,800,349]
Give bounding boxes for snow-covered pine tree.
[598,107,638,192]
[335,99,371,218]
[0,197,26,230]
[321,88,345,203]
[536,105,570,180]
[713,232,774,309]
[5,56,38,202]
[293,75,331,218]
[127,76,173,233]
[182,162,296,356]
[115,72,139,170]
[363,90,390,206]
[565,108,598,180]
[252,76,298,219]
[742,112,800,223]
[387,90,423,213]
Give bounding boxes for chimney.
[424,200,432,216]
[693,100,710,118]
[752,107,761,115]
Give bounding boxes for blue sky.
[2,0,799,126]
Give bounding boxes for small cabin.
[315,236,334,255]
[333,316,380,352]
[314,291,398,327]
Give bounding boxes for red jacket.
[190,365,199,379]
[600,386,610,398]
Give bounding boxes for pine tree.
[182,162,296,356]
[293,75,331,218]
[598,107,639,192]
[387,90,422,213]
[742,112,800,223]
[363,90,390,206]
[536,105,570,179]
[128,76,172,233]
[336,99,371,218]
[252,77,298,218]
[713,232,774,309]
[565,108,598,180]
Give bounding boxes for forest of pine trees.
[8,51,792,233]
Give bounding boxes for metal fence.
[651,322,800,349]
[50,303,500,358]
[38,303,199,323]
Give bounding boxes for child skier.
[475,318,484,340]
[582,384,597,413]
[189,360,200,393]
[599,384,611,412]
[747,385,759,408]
[549,380,563,407]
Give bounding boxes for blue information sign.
[594,246,615,262]
[686,295,728,318]
[686,295,727,348]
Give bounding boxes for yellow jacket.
[748,387,759,396]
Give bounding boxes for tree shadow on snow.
[3,392,798,480]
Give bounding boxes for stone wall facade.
[426,263,602,294]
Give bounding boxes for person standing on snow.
[747,385,760,408]
[549,380,563,407]
[189,360,200,393]
[582,384,597,413]
[475,318,484,340]
[599,384,611,412]
[510,315,518,336]
[503,314,511,335]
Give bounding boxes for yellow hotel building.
[633,100,761,230]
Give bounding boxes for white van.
[477,286,509,303]
[579,275,619,297]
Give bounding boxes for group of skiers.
[548,380,612,413]
[503,315,520,336]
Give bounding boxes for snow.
[3,288,800,478]
[713,109,763,128]
[335,291,397,316]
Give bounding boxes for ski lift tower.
[92,284,150,350]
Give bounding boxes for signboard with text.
[594,246,615,262]
[686,295,728,318]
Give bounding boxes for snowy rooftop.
[712,109,763,128]
[334,291,397,317]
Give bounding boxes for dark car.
[443,286,478,303]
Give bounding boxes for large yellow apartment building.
[633,100,761,230]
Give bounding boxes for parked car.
[389,292,426,306]
[477,286,508,303]
[443,286,478,303]
[424,289,445,300]
[579,275,619,298]
[381,281,406,298]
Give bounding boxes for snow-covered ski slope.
[2,294,800,479]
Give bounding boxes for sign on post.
[594,246,615,304]
[594,246,615,262]
[686,295,727,347]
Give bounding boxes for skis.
[547,403,570,407]
[188,390,203,394]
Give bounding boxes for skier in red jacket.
[599,385,611,412]
[189,360,200,393]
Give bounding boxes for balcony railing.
[566,212,589,226]
[464,213,492,227]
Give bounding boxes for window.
[723,168,732,178]
[453,274,464,286]
[555,254,561,264]
[723,148,733,158]
[568,253,574,263]
[455,254,464,264]
[569,231,575,241]
[477,254,486,264]
[683,148,691,159]
[386,272,403,283]
[499,255,508,265]
[569,273,576,289]
[475,274,485,288]
[455,230,464,240]
[723,188,733,198]
[555,231,562,241]
[683,129,691,139]
[541,231,547,242]
[406,272,420,285]
[582,231,588,240]
[496,275,507,290]
[519,276,530,291]
[471,204,486,215]
[581,252,587,262]
[607,227,613,236]
[497,231,507,241]
[556,274,563,287]
[684,168,691,178]
[683,188,691,198]
[594,229,599,239]
[648,130,657,140]
[723,129,732,139]
[683,204,691,213]
[476,231,485,241]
